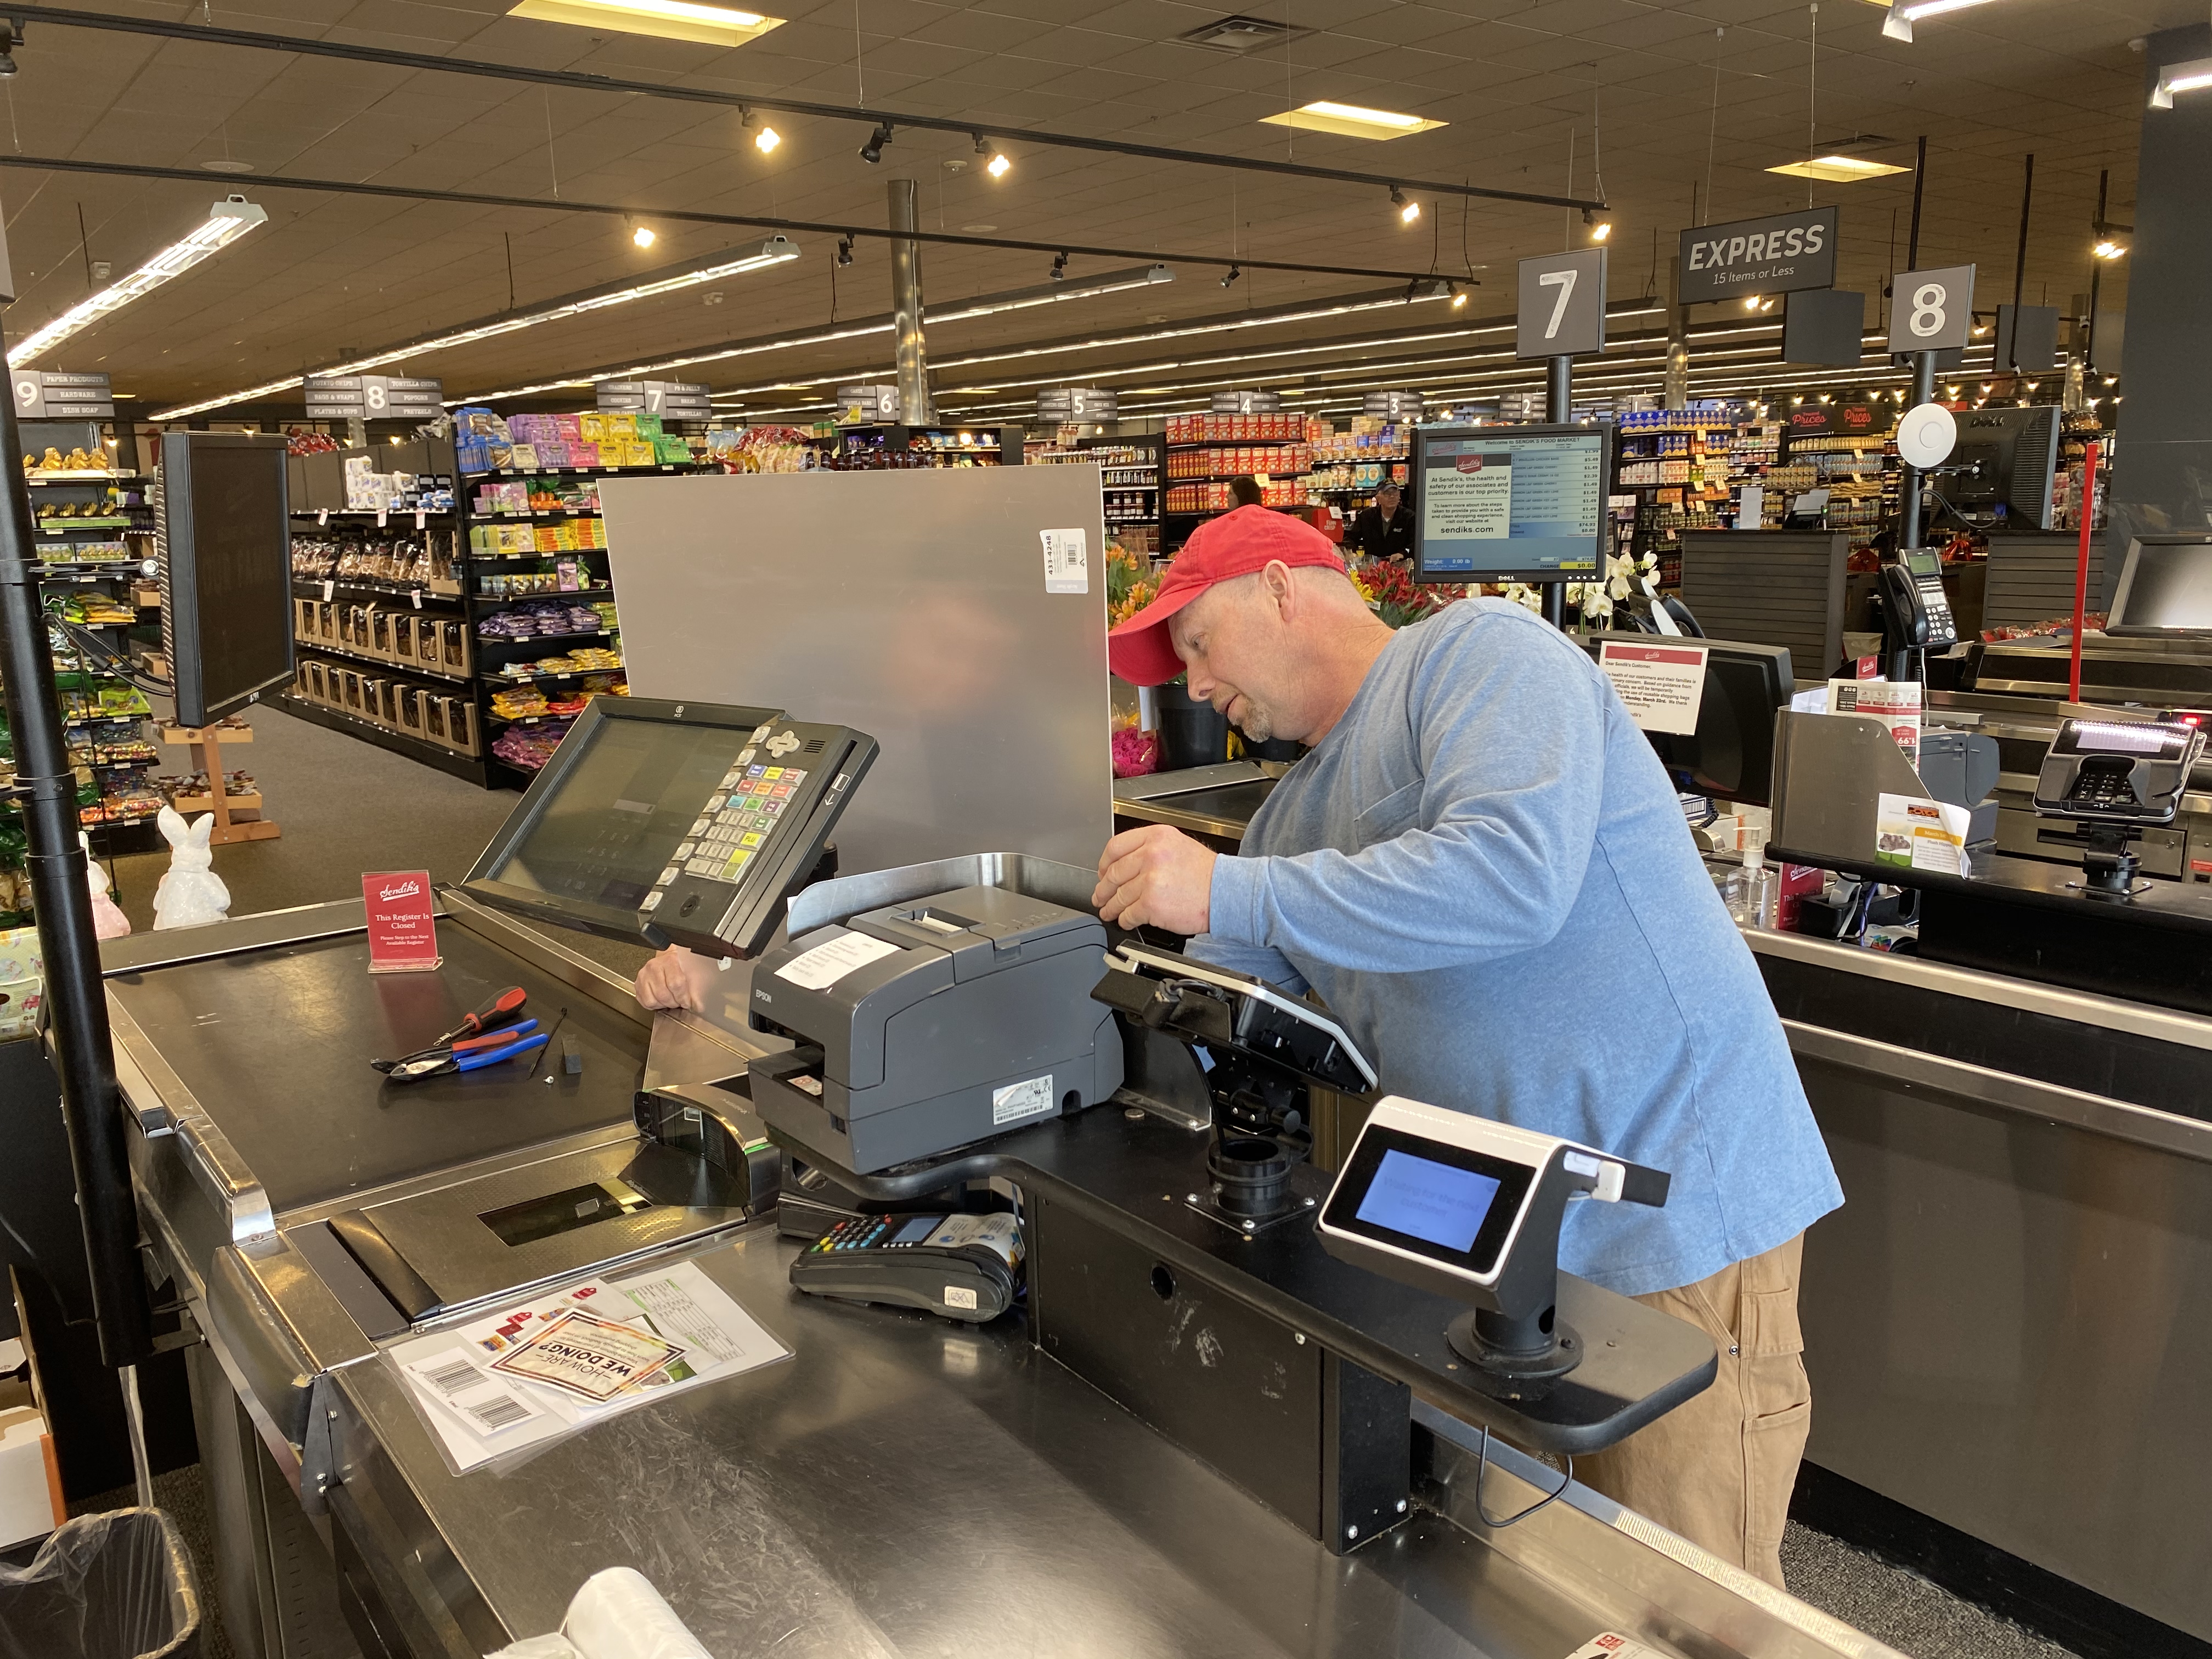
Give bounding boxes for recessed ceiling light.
[200,159,255,174]
[1767,155,1911,182]
[962,223,997,233]
[1179,15,1312,54]
[507,0,783,50]
[1261,101,1447,140]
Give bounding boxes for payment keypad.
[682,763,809,882]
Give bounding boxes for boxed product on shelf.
[471,522,538,556]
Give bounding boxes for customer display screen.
[1412,424,1610,583]
[1355,1150,1502,1252]
[1321,1125,1535,1275]
[467,702,775,938]
[2110,538,2212,633]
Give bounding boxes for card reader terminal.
[644,718,879,958]
[789,1210,1021,1323]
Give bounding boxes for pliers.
[373,986,529,1075]
[383,1021,549,1084]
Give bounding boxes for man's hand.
[634,944,714,1012]
[1094,825,1217,935]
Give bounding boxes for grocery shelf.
[296,640,471,685]
[294,576,464,602]
[277,693,488,785]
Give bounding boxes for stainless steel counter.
[106,896,1895,1659]
[1747,926,2212,1640]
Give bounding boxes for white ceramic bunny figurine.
[80,831,131,939]
[153,806,229,930]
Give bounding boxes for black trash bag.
[0,1507,200,1659]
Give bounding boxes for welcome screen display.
[1353,1149,1503,1253]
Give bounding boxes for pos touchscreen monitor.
[1412,422,1611,584]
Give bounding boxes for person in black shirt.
[1345,478,1414,560]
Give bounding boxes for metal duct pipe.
[889,179,936,426]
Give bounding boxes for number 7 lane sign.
[1886,264,1975,356]
[1517,249,1609,360]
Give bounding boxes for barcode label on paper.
[420,1358,479,1398]
[403,1349,547,1440]
[466,1395,533,1431]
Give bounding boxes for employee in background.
[1091,506,1841,1590]
[1344,477,1415,560]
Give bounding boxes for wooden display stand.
[158,723,280,845]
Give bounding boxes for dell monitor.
[1583,635,1796,806]
[2107,535,2212,636]
[1946,405,2060,532]
[156,431,295,727]
[1412,422,1611,584]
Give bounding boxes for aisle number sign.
[304,375,445,419]
[1516,249,1608,360]
[13,370,113,419]
[1886,264,1976,356]
[597,379,712,419]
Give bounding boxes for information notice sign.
[1598,640,1708,735]
[363,869,440,973]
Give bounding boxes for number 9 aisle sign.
[1517,249,1609,360]
[1887,264,1975,354]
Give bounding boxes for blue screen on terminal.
[1414,427,1607,579]
[1353,1148,1504,1253]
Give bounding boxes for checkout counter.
[1117,661,2212,1645]
[90,696,1884,1659]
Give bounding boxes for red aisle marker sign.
[364,870,441,974]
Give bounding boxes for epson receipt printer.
[748,884,1125,1173]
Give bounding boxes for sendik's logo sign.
[1678,207,1839,304]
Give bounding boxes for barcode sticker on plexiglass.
[404,1349,547,1438]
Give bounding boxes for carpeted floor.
[98,696,523,936]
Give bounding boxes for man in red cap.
[1094,503,1839,1590]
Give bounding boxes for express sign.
[1678,208,1838,304]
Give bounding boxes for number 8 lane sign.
[1886,264,1976,355]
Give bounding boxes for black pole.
[2013,153,2034,310]
[1544,353,1573,630]
[1905,136,1928,268]
[2085,168,2108,375]
[0,351,150,1370]
[1899,349,1938,550]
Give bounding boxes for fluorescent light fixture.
[1262,101,1447,140]
[9,196,267,368]
[151,235,799,419]
[1877,0,2003,43]
[1766,155,1911,182]
[507,0,783,49]
[930,264,1172,325]
[2152,56,2212,109]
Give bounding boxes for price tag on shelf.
[317,510,329,526]
[375,507,389,528]
[415,507,427,530]
[322,582,335,601]
[410,591,422,609]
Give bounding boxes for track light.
[2094,239,2126,260]
[1452,289,1468,308]
[1050,251,1068,283]
[1391,186,1420,224]
[754,125,780,154]
[1221,264,1242,289]
[0,18,22,76]
[1581,206,1612,241]
[837,235,854,267]
[860,122,893,163]
[988,150,1011,179]
[633,224,657,248]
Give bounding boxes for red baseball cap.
[1108,506,1347,686]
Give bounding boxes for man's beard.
[1232,696,1274,744]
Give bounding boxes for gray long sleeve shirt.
[1191,598,1841,1297]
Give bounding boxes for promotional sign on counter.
[364,869,441,973]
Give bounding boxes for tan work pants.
[1575,1233,1810,1590]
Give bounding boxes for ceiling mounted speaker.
[1897,402,1958,469]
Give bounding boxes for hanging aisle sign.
[1516,249,1608,359]
[1678,208,1839,303]
[14,370,114,419]
[597,380,713,420]
[305,375,445,419]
